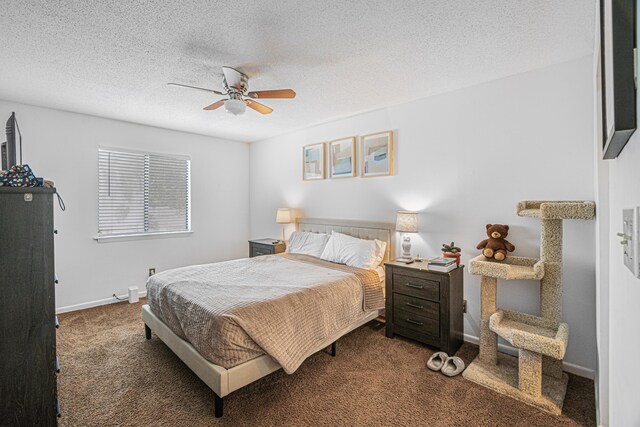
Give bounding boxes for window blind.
[98,148,191,237]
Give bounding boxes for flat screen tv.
[2,112,18,170]
[600,0,637,159]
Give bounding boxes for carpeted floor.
[57,300,595,426]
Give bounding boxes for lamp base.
[401,234,412,258]
[396,235,414,263]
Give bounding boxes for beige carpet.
[57,300,595,426]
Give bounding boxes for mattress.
[146,253,384,373]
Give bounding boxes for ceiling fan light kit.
[224,98,246,116]
[169,66,296,116]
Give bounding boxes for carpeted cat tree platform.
[462,201,595,415]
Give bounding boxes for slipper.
[427,351,449,371]
[441,356,465,376]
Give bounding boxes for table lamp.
[275,208,292,242]
[396,211,418,262]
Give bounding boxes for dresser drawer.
[393,273,440,301]
[249,240,285,258]
[394,308,440,337]
[250,245,273,257]
[394,293,439,321]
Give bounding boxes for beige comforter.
[146,253,383,374]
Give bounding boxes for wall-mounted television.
[2,112,19,170]
[601,0,637,159]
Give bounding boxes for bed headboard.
[296,217,395,263]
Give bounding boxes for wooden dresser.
[385,260,464,355]
[0,187,59,425]
[248,238,286,258]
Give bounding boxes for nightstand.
[385,260,464,355]
[248,238,286,258]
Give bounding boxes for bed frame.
[141,218,393,418]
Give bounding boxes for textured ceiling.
[0,0,595,142]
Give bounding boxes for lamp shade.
[396,211,418,233]
[276,208,292,224]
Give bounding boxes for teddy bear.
[476,224,515,261]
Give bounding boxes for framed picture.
[361,131,393,177]
[302,143,325,180]
[329,137,356,178]
[600,0,637,159]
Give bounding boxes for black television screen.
[2,112,17,170]
[600,0,637,159]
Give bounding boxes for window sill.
[93,230,193,243]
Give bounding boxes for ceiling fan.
[168,66,296,116]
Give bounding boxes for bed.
[141,218,394,417]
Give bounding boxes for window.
[97,147,191,239]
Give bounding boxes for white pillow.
[320,231,386,269]
[374,239,388,267]
[286,231,330,258]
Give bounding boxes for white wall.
[594,2,640,423]
[601,109,640,426]
[249,56,597,373]
[592,5,610,424]
[594,74,611,427]
[0,99,249,311]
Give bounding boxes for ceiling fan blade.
[203,100,226,111]
[245,99,273,115]
[247,89,296,99]
[222,66,246,90]
[168,83,225,96]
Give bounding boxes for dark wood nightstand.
[385,260,465,355]
[248,238,286,258]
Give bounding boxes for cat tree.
[462,201,595,415]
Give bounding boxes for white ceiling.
[0,0,595,142]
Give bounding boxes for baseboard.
[56,290,147,314]
[463,334,595,380]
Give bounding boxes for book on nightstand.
[428,263,457,273]
[428,257,457,272]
